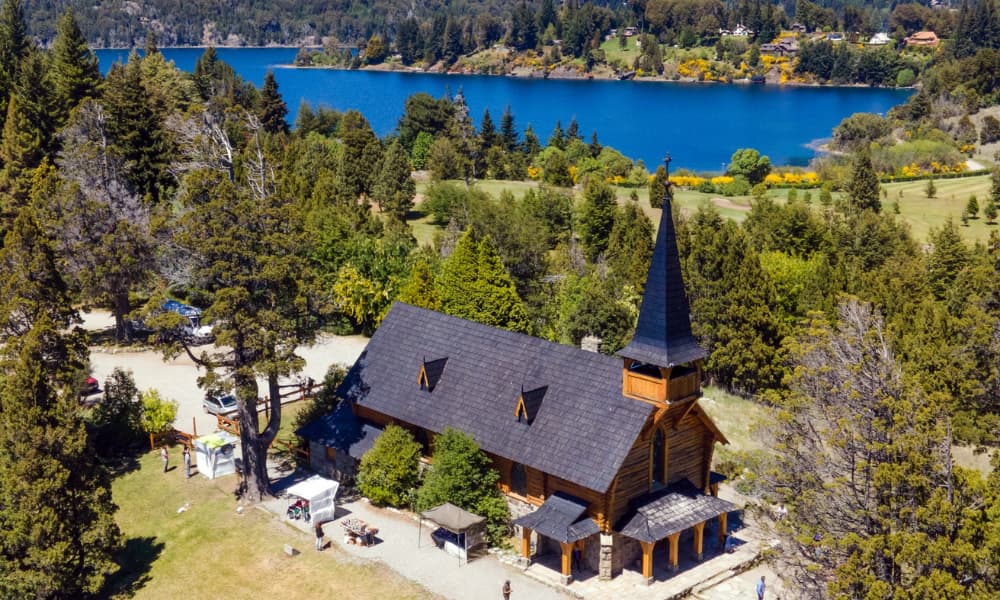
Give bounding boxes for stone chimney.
[581,335,602,353]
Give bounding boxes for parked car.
[80,376,99,397]
[203,393,238,416]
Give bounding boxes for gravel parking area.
[83,310,368,435]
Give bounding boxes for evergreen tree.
[499,105,517,152]
[479,108,497,149]
[0,0,27,133]
[103,55,171,202]
[172,166,322,500]
[547,120,566,150]
[357,424,422,507]
[846,145,881,212]
[967,194,980,219]
[415,427,509,545]
[522,124,541,158]
[648,165,668,209]
[0,211,121,598]
[50,9,101,129]
[927,219,969,300]
[588,131,601,158]
[607,202,654,292]
[925,176,937,199]
[13,48,58,158]
[0,95,41,219]
[397,258,442,311]
[438,228,531,333]
[257,70,289,135]
[578,178,617,261]
[762,300,998,598]
[985,199,998,224]
[337,110,382,200]
[372,139,415,222]
[397,17,422,65]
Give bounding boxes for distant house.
[790,22,807,33]
[299,171,734,585]
[868,32,891,45]
[761,37,798,56]
[624,26,637,37]
[905,31,939,47]
[827,32,844,41]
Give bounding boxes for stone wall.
[307,442,358,484]
[599,531,642,579]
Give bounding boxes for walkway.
[261,473,569,600]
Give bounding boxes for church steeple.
[618,155,705,403]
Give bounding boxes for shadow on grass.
[103,536,164,598]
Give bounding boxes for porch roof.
[616,480,736,543]
[513,492,601,544]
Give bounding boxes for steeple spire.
[618,154,705,368]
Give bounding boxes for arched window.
[510,462,527,497]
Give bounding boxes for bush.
[416,428,510,545]
[720,175,751,196]
[981,115,1000,145]
[896,68,915,87]
[357,424,423,507]
[139,389,178,438]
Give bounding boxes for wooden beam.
[718,512,728,544]
[560,541,574,581]
[639,540,655,584]
[673,399,700,430]
[667,532,681,572]
[521,527,532,558]
[693,521,706,561]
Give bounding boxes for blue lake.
[96,47,912,172]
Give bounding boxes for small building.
[298,161,734,585]
[826,32,844,41]
[868,32,891,45]
[905,31,939,47]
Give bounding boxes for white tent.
[193,432,239,480]
[286,475,339,524]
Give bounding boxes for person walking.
[501,580,511,600]
[160,447,169,473]
[756,575,766,600]
[315,522,325,551]
[182,447,191,479]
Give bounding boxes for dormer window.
[514,385,547,424]
[418,357,448,391]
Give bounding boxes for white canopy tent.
[286,475,339,524]
[193,431,239,480]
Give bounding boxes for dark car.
[203,393,238,416]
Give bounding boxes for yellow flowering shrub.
[711,176,734,186]
[568,165,579,184]
[764,173,783,186]
[669,175,705,187]
[527,166,541,180]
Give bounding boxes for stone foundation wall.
[507,496,539,555]
[308,442,357,484]
[599,531,642,579]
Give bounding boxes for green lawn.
[880,175,997,243]
[105,450,433,600]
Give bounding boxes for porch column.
[559,542,574,585]
[667,532,681,572]
[639,541,655,586]
[521,527,532,559]
[709,482,720,497]
[717,512,728,545]
[693,521,706,561]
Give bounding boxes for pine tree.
[479,108,496,149]
[372,139,415,222]
[648,165,668,209]
[13,48,58,157]
[846,145,881,212]
[566,117,580,140]
[397,259,442,311]
[522,124,541,158]
[578,178,617,261]
[337,110,382,200]
[927,219,969,300]
[499,105,518,152]
[0,0,27,133]
[925,176,937,199]
[0,211,121,597]
[257,70,289,135]
[50,9,101,129]
[967,194,980,219]
[0,95,41,219]
[607,202,654,292]
[438,228,530,333]
[103,55,171,202]
[547,120,565,150]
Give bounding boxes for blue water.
[97,47,912,172]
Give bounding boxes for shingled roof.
[616,479,736,542]
[335,302,653,493]
[618,192,706,368]
[513,492,601,543]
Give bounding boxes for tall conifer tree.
[50,9,101,129]
[257,70,288,135]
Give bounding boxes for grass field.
[105,450,434,600]
[406,175,998,247]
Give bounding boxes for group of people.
[160,445,193,479]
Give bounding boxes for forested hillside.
[0,0,998,597]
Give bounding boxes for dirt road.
[83,310,369,435]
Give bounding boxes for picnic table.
[341,517,378,546]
